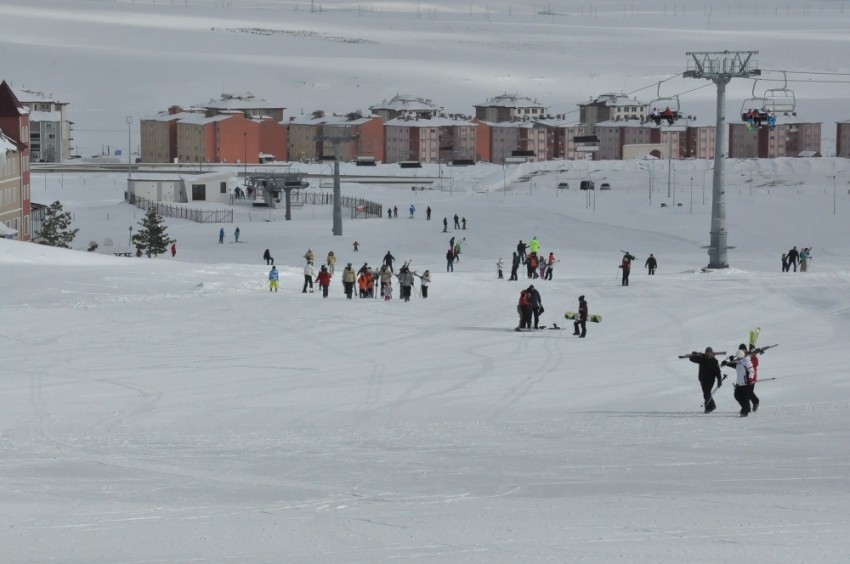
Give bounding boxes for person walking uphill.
[326,251,337,274]
[342,263,356,299]
[620,252,635,286]
[315,265,332,298]
[268,266,279,292]
[722,349,756,417]
[573,295,588,338]
[218,228,225,244]
[234,227,240,243]
[398,264,415,302]
[378,265,393,297]
[263,248,274,265]
[645,253,657,275]
[787,246,799,272]
[303,262,315,293]
[684,348,722,413]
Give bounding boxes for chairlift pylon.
[649,82,683,126]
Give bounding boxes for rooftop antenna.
[684,51,760,269]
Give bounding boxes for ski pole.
[701,374,728,408]
[755,377,776,382]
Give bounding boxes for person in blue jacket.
[409,205,415,218]
[268,266,279,292]
[218,227,225,244]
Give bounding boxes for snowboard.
[564,311,601,323]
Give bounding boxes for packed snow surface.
[2,159,850,562]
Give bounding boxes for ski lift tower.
[315,133,359,236]
[684,51,760,269]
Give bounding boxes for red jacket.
[750,355,759,382]
[518,291,530,307]
[316,271,332,286]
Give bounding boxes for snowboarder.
[409,205,415,219]
[353,241,359,252]
[517,240,527,264]
[398,264,415,302]
[497,258,504,279]
[303,262,315,293]
[545,252,556,280]
[461,217,467,230]
[645,253,657,275]
[268,266,279,292]
[516,289,532,331]
[685,348,722,413]
[234,227,240,243]
[528,285,543,329]
[218,228,225,244]
[787,246,799,272]
[573,295,588,338]
[342,263,356,299]
[304,248,315,264]
[619,252,635,286]
[722,349,756,417]
[263,249,274,265]
[510,252,519,281]
[442,217,448,232]
[426,206,432,220]
[454,214,460,229]
[446,248,455,272]
[315,265,332,298]
[171,243,177,257]
[383,251,396,273]
[326,251,336,274]
[529,236,540,255]
[418,270,431,298]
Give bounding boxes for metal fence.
[291,191,382,218]
[128,194,233,224]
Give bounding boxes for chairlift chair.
[740,79,767,122]
[649,82,683,126]
[762,71,797,114]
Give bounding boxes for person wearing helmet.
[722,348,756,417]
[685,347,722,413]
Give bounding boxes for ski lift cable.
[759,69,850,78]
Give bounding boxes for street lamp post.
[126,116,132,178]
[690,176,694,215]
[834,175,837,214]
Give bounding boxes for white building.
[369,94,443,121]
[579,93,649,125]
[474,94,548,123]
[127,173,235,205]
[12,86,72,162]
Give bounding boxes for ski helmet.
[736,350,746,360]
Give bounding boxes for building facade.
[729,121,822,158]
[370,94,442,121]
[535,120,594,161]
[474,120,547,164]
[384,117,477,164]
[191,92,285,121]
[474,94,548,123]
[838,121,850,158]
[579,93,649,125]
[0,81,32,241]
[11,86,71,163]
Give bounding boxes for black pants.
[498,269,504,279]
[734,384,753,414]
[427,212,431,220]
[749,383,759,409]
[573,319,586,337]
[648,267,655,275]
[401,286,411,301]
[321,284,329,298]
[700,377,716,411]
[782,261,788,272]
[532,306,542,329]
[545,267,552,280]
[343,281,354,299]
[622,269,630,286]
[266,257,274,265]
[509,267,518,281]
[454,220,460,229]
[421,285,428,298]
[526,264,534,278]
[790,260,797,272]
[519,305,532,329]
[303,275,313,292]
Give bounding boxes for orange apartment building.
[592,119,715,160]
[729,120,821,158]
[286,111,384,162]
[836,121,850,158]
[384,116,477,164]
[474,120,547,164]
[0,81,32,241]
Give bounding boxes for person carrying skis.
[454,214,460,229]
[171,243,177,258]
[383,251,396,273]
[620,252,635,286]
[573,295,588,338]
[443,217,448,232]
[218,227,225,244]
[302,262,316,293]
[645,253,657,275]
[326,251,336,274]
[545,252,556,280]
[342,263,356,299]
[446,248,455,272]
[510,252,519,281]
[409,205,415,219]
[418,270,431,298]
[315,265,332,298]
[426,206,432,220]
[743,343,760,412]
[497,258,504,279]
[263,248,274,265]
[787,246,799,271]
[685,347,722,413]
[234,227,241,243]
[304,248,315,263]
[397,264,415,302]
[517,240,527,264]
[528,285,543,329]
[722,349,756,417]
[268,266,279,292]
[517,289,532,331]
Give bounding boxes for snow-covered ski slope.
[2,159,850,562]
[2,0,850,154]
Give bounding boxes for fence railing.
[127,194,233,224]
[290,191,382,218]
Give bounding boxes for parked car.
[580,180,595,191]
[600,183,611,190]
[557,182,570,190]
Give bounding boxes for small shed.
[126,173,235,205]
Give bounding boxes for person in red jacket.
[315,266,332,298]
[516,290,532,331]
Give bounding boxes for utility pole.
[126,116,132,178]
[684,51,759,269]
[315,134,359,236]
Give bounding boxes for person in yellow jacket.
[341,263,356,299]
[529,236,540,255]
[326,251,337,274]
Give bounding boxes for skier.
[619,252,635,286]
[767,110,777,128]
[393,206,398,218]
[743,343,760,412]
[528,285,543,329]
[302,262,315,293]
[418,270,431,298]
[800,247,811,272]
[510,252,519,281]
[573,295,588,338]
[516,289,532,331]
[315,265,332,298]
[645,253,657,275]
[383,251,396,273]
[234,227,240,243]
[263,248,274,265]
[218,227,225,244]
[781,252,788,272]
[684,348,722,413]
[342,263,356,299]
[446,248,455,272]
[353,241,359,252]
[171,243,177,257]
[409,205,415,219]
[517,240,527,264]
[304,248,315,264]
[387,208,392,219]
[268,266,279,292]
[529,236,540,255]
[442,217,448,232]
[398,264,415,302]
[454,214,460,229]
[326,251,336,274]
[426,206,432,220]
[497,258,504,279]
[722,349,756,417]
[545,252,556,280]
[378,264,393,296]
[461,217,467,230]
[787,246,799,272]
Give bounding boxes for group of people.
[649,107,676,126]
[744,108,777,129]
[386,205,433,220]
[443,214,467,232]
[509,238,557,281]
[685,344,763,417]
[618,252,658,285]
[781,246,812,272]
[218,227,241,244]
[445,237,466,272]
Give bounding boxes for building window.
[192,184,206,200]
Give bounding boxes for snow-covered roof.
[287,113,375,126]
[583,94,648,107]
[480,120,543,129]
[0,132,18,153]
[10,86,67,104]
[0,223,18,236]
[142,111,201,122]
[191,92,283,112]
[28,110,62,122]
[177,114,232,126]
[370,94,442,112]
[797,151,821,158]
[384,116,476,128]
[475,93,547,108]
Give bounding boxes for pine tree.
[135,208,174,258]
[38,200,79,248]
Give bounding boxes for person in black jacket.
[787,246,799,272]
[383,251,396,273]
[645,253,657,275]
[528,285,543,329]
[573,295,588,337]
[686,347,723,413]
[510,252,519,281]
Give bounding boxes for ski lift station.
[126,173,235,205]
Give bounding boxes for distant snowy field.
[1,0,850,154]
[2,158,850,562]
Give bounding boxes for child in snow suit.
[419,270,431,298]
[383,279,393,301]
[497,258,504,279]
[315,266,332,298]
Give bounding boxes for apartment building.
[191,92,285,121]
[579,93,649,125]
[534,119,594,161]
[592,118,716,160]
[369,94,442,121]
[287,111,384,162]
[684,123,717,160]
[140,106,201,163]
[474,120,547,164]
[474,94,548,123]
[384,116,477,164]
[176,113,261,164]
[0,81,32,241]
[10,86,72,163]
[728,119,822,158]
[836,121,850,158]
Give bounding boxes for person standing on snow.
[528,285,543,329]
[315,265,332,298]
[517,240,527,264]
[218,228,225,244]
[397,264,415,302]
[539,254,547,280]
[787,246,799,272]
[645,253,657,275]
[529,236,540,256]
[497,258,504,279]
[781,253,788,272]
[516,289,532,331]
[453,214,460,229]
[527,253,539,279]
[263,249,274,265]
[387,208,393,219]
[383,276,393,301]
[268,266,279,292]
[353,241,360,253]
[684,347,722,413]
[573,295,588,338]
[800,247,811,272]
[357,271,368,298]
[743,343,760,412]
[378,265,393,297]
[383,251,396,273]
[409,205,415,219]
[234,227,240,243]
[510,252,519,281]
[304,248,315,264]
[326,251,337,274]
[443,217,448,232]
[171,243,177,258]
[461,217,467,230]
[418,270,431,298]
[722,349,756,417]
[446,248,455,272]
[393,206,399,218]
[619,252,635,286]
[545,252,556,280]
[302,262,315,293]
[426,206,432,220]
[342,263,356,299]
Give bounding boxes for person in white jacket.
[497,258,504,279]
[302,262,315,293]
[723,349,755,417]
